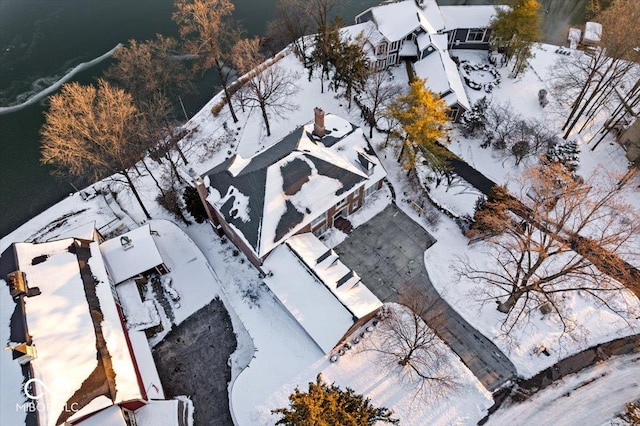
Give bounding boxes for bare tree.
[482,102,555,164]
[266,0,314,60]
[105,35,193,165]
[104,35,193,104]
[361,70,402,138]
[41,80,151,219]
[483,101,520,149]
[460,163,640,334]
[231,38,299,137]
[553,0,640,139]
[591,74,640,150]
[300,0,337,31]
[173,0,241,122]
[360,292,457,401]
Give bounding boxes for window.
[388,53,398,65]
[365,184,377,197]
[376,42,388,55]
[312,223,327,237]
[335,198,348,210]
[390,40,400,51]
[311,213,325,227]
[466,29,486,42]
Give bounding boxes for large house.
[0,226,182,426]
[196,109,387,353]
[197,108,387,270]
[351,0,503,121]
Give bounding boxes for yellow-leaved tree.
[490,0,542,77]
[388,78,451,175]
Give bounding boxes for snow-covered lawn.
[486,353,640,426]
[405,45,640,377]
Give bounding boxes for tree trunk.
[164,152,185,184]
[164,119,188,164]
[397,142,406,162]
[142,158,165,197]
[123,170,152,220]
[260,101,271,137]
[214,60,238,123]
[497,288,526,314]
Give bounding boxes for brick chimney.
[313,107,325,138]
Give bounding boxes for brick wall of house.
[211,208,264,271]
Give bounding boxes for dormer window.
[357,152,375,176]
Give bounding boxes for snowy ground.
[2,38,639,425]
[412,46,640,377]
[486,353,640,426]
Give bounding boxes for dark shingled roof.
[204,117,372,256]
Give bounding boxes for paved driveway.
[152,298,236,426]
[334,204,517,391]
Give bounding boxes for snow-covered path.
[486,353,640,426]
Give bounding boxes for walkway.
[334,204,517,391]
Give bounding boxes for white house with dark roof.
[352,0,504,121]
[198,108,387,270]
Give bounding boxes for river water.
[0,0,587,237]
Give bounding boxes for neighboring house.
[197,108,387,270]
[617,118,640,163]
[0,227,181,426]
[353,0,503,121]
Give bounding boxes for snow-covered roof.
[399,41,418,57]
[99,224,164,284]
[204,113,386,258]
[439,5,502,30]
[341,21,384,47]
[72,404,127,426]
[47,221,98,242]
[417,32,432,51]
[127,329,164,400]
[362,0,444,42]
[135,400,183,426]
[8,238,145,426]
[584,22,602,43]
[263,244,355,353]
[414,48,470,110]
[568,28,582,42]
[286,233,383,319]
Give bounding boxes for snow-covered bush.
[543,139,580,174]
[482,102,557,165]
[460,96,489,137]
[538,89,549,108]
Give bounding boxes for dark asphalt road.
[335,204,517,391]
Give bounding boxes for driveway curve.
[334,204,517,391]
